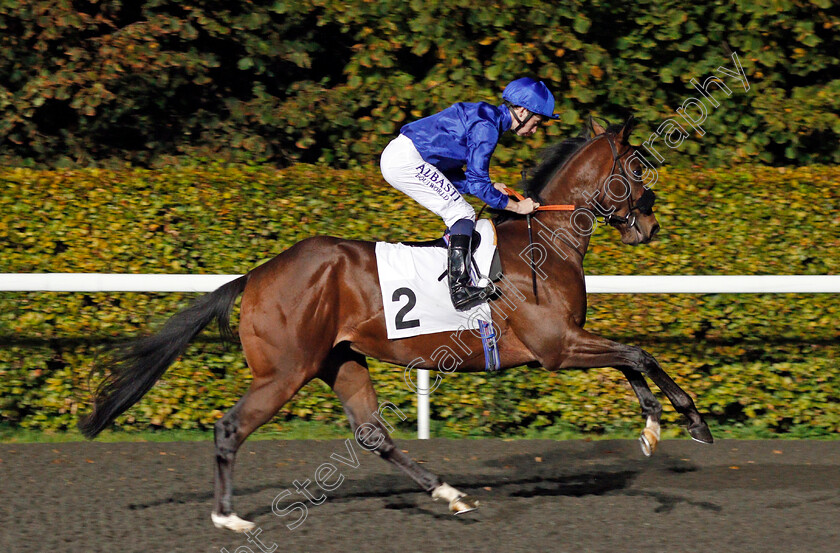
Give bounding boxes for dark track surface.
[1,439,838,553]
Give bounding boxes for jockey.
[380,77,559,311]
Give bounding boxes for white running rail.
[3,272,838,439]
[1,273,839,293]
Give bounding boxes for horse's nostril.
[651,223,660,238]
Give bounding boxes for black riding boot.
[448,234,487,311]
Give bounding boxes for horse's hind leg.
[212,370,308,532]
[321,349,479,515]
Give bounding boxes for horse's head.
[589,116,659,245]
[527,115,660,246]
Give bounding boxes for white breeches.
[380,134,475,229]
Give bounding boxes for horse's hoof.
[451,495,480,515]
[212,512,256,532]
[687,422,714,444]
[639,428,658,457]
[432,482,479,515]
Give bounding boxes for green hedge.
[1,164,838,436]
[1,1,839,167]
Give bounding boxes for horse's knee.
[627,346,657,375]
[214,417,239,456]
[215,414,237,438]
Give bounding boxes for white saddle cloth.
[375,219,497,340]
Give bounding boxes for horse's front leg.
[549,326,713,451]
[621,368,663,456]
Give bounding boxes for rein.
[500,181,576,305]
[475,130,656,304]
[501,186,575,211]
[498,169,578,305]
[498,132,656,303]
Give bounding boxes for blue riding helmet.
[502,78,560,119]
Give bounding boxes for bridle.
[594,133,656,230]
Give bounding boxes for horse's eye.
[632,167,643,179]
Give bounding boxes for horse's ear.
[589,116,607,136]
[617,115,636,144]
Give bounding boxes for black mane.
[489,124,592,224]
[523,132,589,199]
[524,121,626,199]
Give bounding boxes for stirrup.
[451,285,488,311]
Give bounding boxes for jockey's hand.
[493,182,509,194]
[506,197,540,215]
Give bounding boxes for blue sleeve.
[465,121,510,210]
[444,168,467,190]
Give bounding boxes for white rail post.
[417,369,430,440]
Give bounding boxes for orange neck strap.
[502,187,575,211]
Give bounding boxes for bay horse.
[79,117,713,532]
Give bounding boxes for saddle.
[376,220,502,372]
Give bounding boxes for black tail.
[78,275,249,438]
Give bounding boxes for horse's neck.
[541,138,606,208]
[532,210,593,261]
[529,144,607,259]
[495,208,591,267]
[496,138,610,263]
